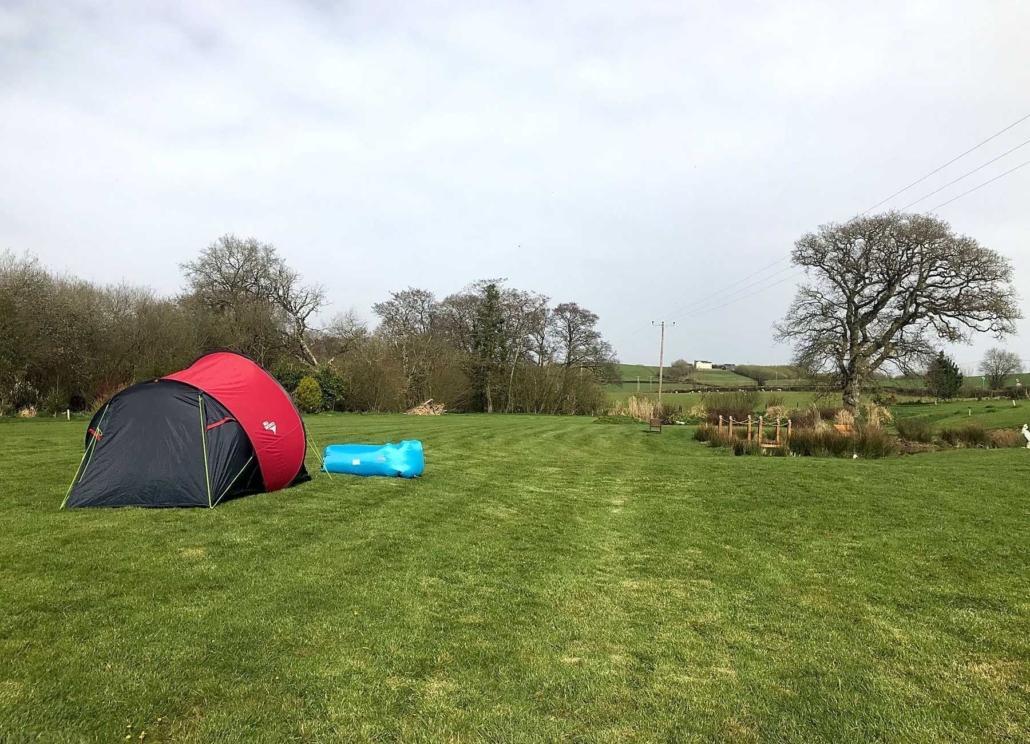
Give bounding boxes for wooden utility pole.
[652,321,674,410]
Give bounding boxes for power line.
[612,112,1030,352]
[674,112,1030,324]
[899,136,1030,211]
[926,158,1030,212]
[858,111,1030,215]
[668,265,800,319]
[664,262,795,321]
[689,271,808,319]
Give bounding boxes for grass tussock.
[784,426,898,459]
[990,429,1026,448]
[896,417,934,443]
[940,424,990,448]
[704,390,760,423]
[607,395,659,422]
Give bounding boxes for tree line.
[0,236,617,416]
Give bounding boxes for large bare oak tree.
[775,212,1020,411]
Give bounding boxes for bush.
[706,390,760,422]
[896,417,934,443]
[657,403,682,424]
[693,423,717,442]
[786,428,853,458]
[960,385,987,401]
[271,360,306,395]
[990,429,1025,448]
[293,376,323,413]
[791,407,821,430]
[853,427,898,459]
[939,424,989,448]
[314,365,345,412]
[733,439,763,456]
[41,388,69,417]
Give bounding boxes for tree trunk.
[842,375,860,412]
[485,378,493,413]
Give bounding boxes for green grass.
[3,415,1030,742]
[607,390,833,410]
[892,398,1030,432]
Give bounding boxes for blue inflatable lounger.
[322,440,425,478]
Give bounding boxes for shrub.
[960,385,988,401]
[706,390,760,422]
[657,403,683,424]
[787,428,852,458]
[791,407,821,430]
[41,388,69,417]
[764,405,790,421]
[314,365,346,411]
[896,417,934,443]
[733,439,763,456]
[834,409,856,430]
[990,428,1025,448]
[939,424,989,448]
[293,376,323,414]
[853,427,898,459]
[818,407,840,421]
[271,360,306,395]
[872,392,899,407]
[693,423,717,442]
[861,402,893,429]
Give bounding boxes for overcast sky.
[2,0,1028,373]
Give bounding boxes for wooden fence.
[717,415,791,448]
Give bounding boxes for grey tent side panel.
[65,380,257,508]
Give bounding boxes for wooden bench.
[648,418,662,434]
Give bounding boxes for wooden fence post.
[718,415,723,435]
[758,416,764,443]
[729,417,735,438]
[747,415,753,441]
[775,419,781,444]
[787,418,792,440]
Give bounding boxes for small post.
[718,415,724,435]
[66,409,71,421]
[968,407,971,417]
[729,417,735,438]
[747,415,753,441]
[775,418,781,444]
[787,418,792,440]
[758,416,764,442]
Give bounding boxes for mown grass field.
[3,414,1030,742]
[892,398,1030,431]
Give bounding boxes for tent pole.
[306,436,332,480]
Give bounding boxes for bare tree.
[373,288,441,405]
[181,235,326,366]
[980,348,1023,390]
[776,212,1020,411]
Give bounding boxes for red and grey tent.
[63,352,309,508]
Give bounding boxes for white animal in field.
[1023,424,1030,449]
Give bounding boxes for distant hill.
[612,363,771,389]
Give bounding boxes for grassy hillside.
[3,415,1030,741]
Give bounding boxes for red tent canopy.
[165,352,306,492]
